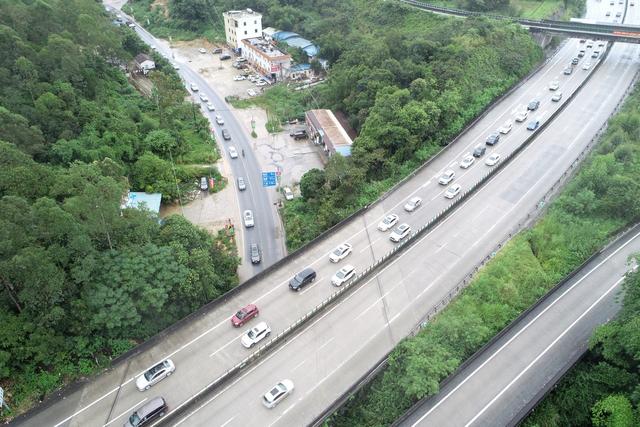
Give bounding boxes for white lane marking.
[292,360,307,372]
[220,416,236,427]
[318,337,335,351]
[411,228,640,425]
[299,278,324,295]
[209,331,245,358]
[53,386,122,427]
[103,398,147,427]
[465,275,625,426]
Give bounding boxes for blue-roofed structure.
[123,192,162,214]
[272,31,319,58]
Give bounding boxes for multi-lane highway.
[15,1,639,426]
[114,5,285,272]
[398,224,640,427]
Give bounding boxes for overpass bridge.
[400,0,640,43]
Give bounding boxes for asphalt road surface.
[399,225,640,427]
[14,1,639,426]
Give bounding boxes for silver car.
[263,380,294,408]
[377,213,399,231]
[390,223,411,242]
[135,359,175,391]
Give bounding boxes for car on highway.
[229,146,238,158]
[200,177,208,191]
[485,132,500,146]
[190,83,199,92]
[404,196,422,212]
[578,50,585,58]
[571,57,579,65]
[231,304,259,327]
[289,267,316,291]
[527,119,540,131]
[250,243,261,264]
[199,47,207,54]
[215,114,224,125]
[135,360,175,391]
[377,213,399,231]
[444,183,461,199]
[390,223,411,243]
[548,81,559,91]
[485,153,501,166]
[606,11,611,16]
[222,129,231,140]
[515,110,528,123]
[283,186,294,200]
[237,177,246,191]
[579,38,586,43]
[206,102,215,111]
[438,169,455,185]
[329,243,353,263]
[563,66,573,75]
[460,155,475,169]
[241,321,271,348]
[233,75,246,81]
[247,88,257,97]
[582,61,592,70]
[472,145,486,157]
[332,264,356,287]
[498,120,512,134]
[527,100,540,111]
[586,40,593,48]
[124,397,168,426]
[551,92,563,102]
[243,210,254,228]
[616,11,622,17]
[262,380,294,409]
[591,51,599,59]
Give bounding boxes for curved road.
[13,1,639,426]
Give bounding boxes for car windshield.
[248,329,257,339]
[333,248,343,256]
[336,271,346,279]
[236,310,246,319]
[383,217,392,224]
[129,413,141,426]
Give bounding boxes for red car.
[231,304,259,327]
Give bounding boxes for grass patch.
[417,0,584,19]
[229,85,314,127]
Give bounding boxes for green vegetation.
[0,0,238,419]
[330,82,640,426]
[427,0,586,19]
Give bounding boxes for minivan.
[289,268,316,291]
[124,397,167,426]
[200,177,208,191]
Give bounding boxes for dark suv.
[527,100,540,111]
[485,132,500,146]
[250,243,261,264]
[289,268,316,291]
[473,145,486,157]
[290,129,308,140]
[124,397,167,426]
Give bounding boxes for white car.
[172,63,180,70]
[241,321,270,348]
[582,62,592,70]
[247,88,257,97]
[329,243,353,263]
[485,153,501,166]
[283,187,294,200]
[548,81,560,91]
[128,23,136,28]
[377,213,399,231]
[233,75,246,81]
[199,93,209,102]
[243,210,254,228]
[190,83,199,92]
[331,264,356,287]
[515,110,528,122]
[390,223,411,243]
[404,196,422,212]
[215,114,224,125]
[198,47,207,54]
[255,80,268,87]
[135,359,175,391]
[206,102,215,111]
[460,155,475,169]
[551,92,563,102]
[229,146,238,159]
[438,169,455,185]
[263,379,294,408]
[498,121,512,134]
[444,184,462,199]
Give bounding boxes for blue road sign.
[262,172,277,187]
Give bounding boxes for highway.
[398,225,640,427]
[113,4,285,273]
[14,1,639,426]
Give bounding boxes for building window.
[255,29,258,33]
[235,21,238,27]
[244,30,247,35]
[244,22,246,26]
[254,20,257,24]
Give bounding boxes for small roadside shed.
[134,53,155,75]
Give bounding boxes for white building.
[223,9,263,50]
[133,53,155,75]
[241,37,291,81]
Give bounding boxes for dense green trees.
[0,0,238,419]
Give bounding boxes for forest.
[330,81,640,426]
[0,0,238,418]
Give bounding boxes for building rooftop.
[273,31,319,57]
[242,37,289,59]
[224,9,262,19]
[134,53,153,64]
[307,109,353,156]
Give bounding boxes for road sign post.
[261,172,277,187]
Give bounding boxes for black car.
[290,129,308,140]
[124,397,167,427]
[473,145,486,157]
[220,53,231,60]
[485,132,500,146]
[222,129,231,140]
[527,100,540,111]
[289,267,316,291]
[250,243,261,264]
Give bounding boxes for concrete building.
[305,110,353,157]
[223,9,263,51]
[241,37,291,81]
[133,53,155,75]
